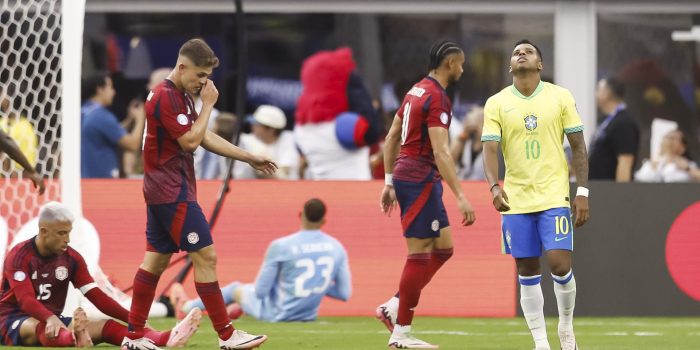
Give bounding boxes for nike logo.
[555,236,568,242]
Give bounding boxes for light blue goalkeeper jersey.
[254,229,352,322]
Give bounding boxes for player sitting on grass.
[0,202,201,347]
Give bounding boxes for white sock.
[392,324,411,337]
[519,275,550,349]
[552,270,576,331]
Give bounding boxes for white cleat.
[72,307,93,348]
[121,337,161,350]
[559,328,578,350]
[166,307,202,347]
[388,334,439,349]
[219,329,268,349]
[376,303,397,332]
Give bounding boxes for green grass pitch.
[19,316,700,349]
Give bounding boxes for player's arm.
[615,154,634,182]
[201,130,277,175]
[0,129,45,194]
[380,115,402,216]
[325,251,352,301]
[254,242,282,300]
[481,98,509,212]
[429,127,475,225]
[566,131,590,227]
[70,252,130,322]
[176,80,217,152]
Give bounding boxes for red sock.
[145,328,171,346]
[195,281,234,340]
[36,322,74,347]
[128,268,160,338]
[422,247,453,287]
[396,253,430,326]
[100,319,170,346]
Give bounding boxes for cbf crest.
[524,114,538,131]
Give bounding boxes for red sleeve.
[426,92,451,129]
[69,250,95,289]
[84,288,129,322]
[157,89,192,139]
[4,251,54,321]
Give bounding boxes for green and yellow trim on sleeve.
[481,134,502,142]
[564,125,584,134]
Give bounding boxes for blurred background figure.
[0,86,38,175]
[589,77,639,182]
[634,129,700,182]
[198,112,239,179]
[235,105,297,180]
[294,47,382,180]
[80,73,145,178]
[451,106,485,180]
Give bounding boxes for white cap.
[253,105,286,129]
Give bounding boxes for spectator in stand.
[235,105,298,180]
[81,73,145,178]
[451,106,486,180]
[589,77,639,182]
[635,129,700,182]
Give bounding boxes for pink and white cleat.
[219,329,268,349]
[166,307,202,347]
[376,302,397,332]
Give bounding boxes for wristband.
[385,173,393,186]
[576,186,589,197]
[489,183,500,192]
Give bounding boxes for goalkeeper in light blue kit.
[178,198,352,322]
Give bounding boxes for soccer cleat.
[169,282,189,320]
[227,302,244,320]
[376,303,397,332]
[121,337,162,350]
[388,334,439,349]
[558,328,578,350]
[219,329,268,349]
[72,307,94,348]
[166,307,202,347]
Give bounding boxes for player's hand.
[28,170,45,195]
[572,195,589,227]
[491,185,510,212]
[45,315,68,338]
[249,155,278,175]
[380,185,397,217]
[128,100,146,122]
[457,196,476,226]
[200,79,219,106]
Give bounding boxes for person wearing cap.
[234,105,299,179]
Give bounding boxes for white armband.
[79,283,98,295]
[576,187,589,197]
[385,173,393,186]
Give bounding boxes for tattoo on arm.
[568,132,588,187]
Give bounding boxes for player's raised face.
[178,56,213,95]
[447,51,466,84]
[39,220,72,255]
[510,44,542,73]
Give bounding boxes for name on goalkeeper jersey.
[293,243,334,254]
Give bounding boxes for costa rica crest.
[524,114,538,131]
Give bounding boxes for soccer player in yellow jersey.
[481,39,589,350]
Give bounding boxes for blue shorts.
[0,313,71,345]
[394,179,449,238]
[146,201,213,253]
[501,207,574,258]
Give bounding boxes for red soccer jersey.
[143,79,199,204]
[0,239,94,318]
[393,77,452,183]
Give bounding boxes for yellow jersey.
[481,81,583,214]
[0,117,37,170]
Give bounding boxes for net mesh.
[0,0,62,236]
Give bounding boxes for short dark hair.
[428,40,463,70]
[303,198,326,223]
[82,73,109,101]
[179,38,220,68]
[603,77,625,99]
[514,39,543,62]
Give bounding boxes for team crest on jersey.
[13,271,26,281]
[177,114,189,126]
[524,114,538,131]
[187,232,200,244]
[431,220,440,232]
[55,266,68,281]
[440,112,449,125]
